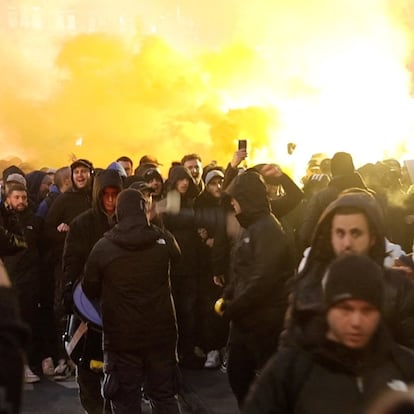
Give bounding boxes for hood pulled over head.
[227,170,270,227]
[92,169,123,213]
[116,188,147,222]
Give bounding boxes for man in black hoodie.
[83,188,181,414]
[162,165,204,368]
[44,159,95,316]
[62,168,122,414]
[215,170,295,407]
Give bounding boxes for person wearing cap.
[2,165,26,197]
[44,158,94,247]
[286,190,414,351]
[43,158,94,264]
[139,154,162,167]
[242,254,414,414]
[5,173,27,190]
[300,151,368,249]
[215,170,295,407]
[82,188,181,413]
[143,167,164,201]
[134,154,163,177]
[41,160,94,379]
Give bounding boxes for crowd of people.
[2,148,414,413]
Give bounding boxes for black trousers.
[227,324,279,408]
[77,365,112,414]
[170,274,197,358]
[103,345,181,414]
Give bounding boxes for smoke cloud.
[1,0,414,176]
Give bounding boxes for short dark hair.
[54,166,71,189]
[116,156,133,165]
[181,153,202,165]
[6,183,27,196]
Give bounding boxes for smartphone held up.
[236,139,248,168]
[238,139,247,151]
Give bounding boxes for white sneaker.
[25,365,40,383]
[220,348,228,373]
[53,359,72,381]
[204,350,220,369]
[42,357,55,376]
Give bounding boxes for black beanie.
[70,159,94,174]
[331,152,355,176]
[143,168,163,183]
[116,188,146,221]
[324,255,385,311]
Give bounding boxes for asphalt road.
[21,368,239,414]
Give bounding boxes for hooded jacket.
[25,170,48,211]
[223,172,295,344]
[62,169,123,287]
[287,192,414,349]
[44,185,92,247]
[162,166,201,274]
[83,189,180,352]
[300,171,368,247]
[243,321,414,414]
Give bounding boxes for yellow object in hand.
[90,360,104,371]
[214,298,225,316]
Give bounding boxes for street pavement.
[21,367,239,414]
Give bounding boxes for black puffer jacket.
[3,206,40,292]
[83,189,181,352]
[44,188,92,245]
[0,204,27,257]
[287,192,414,349]
[223,172,295,341]
[243,324,414,414]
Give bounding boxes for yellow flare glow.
[1,0,414,181]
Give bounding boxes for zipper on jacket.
[356,376,364,393]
